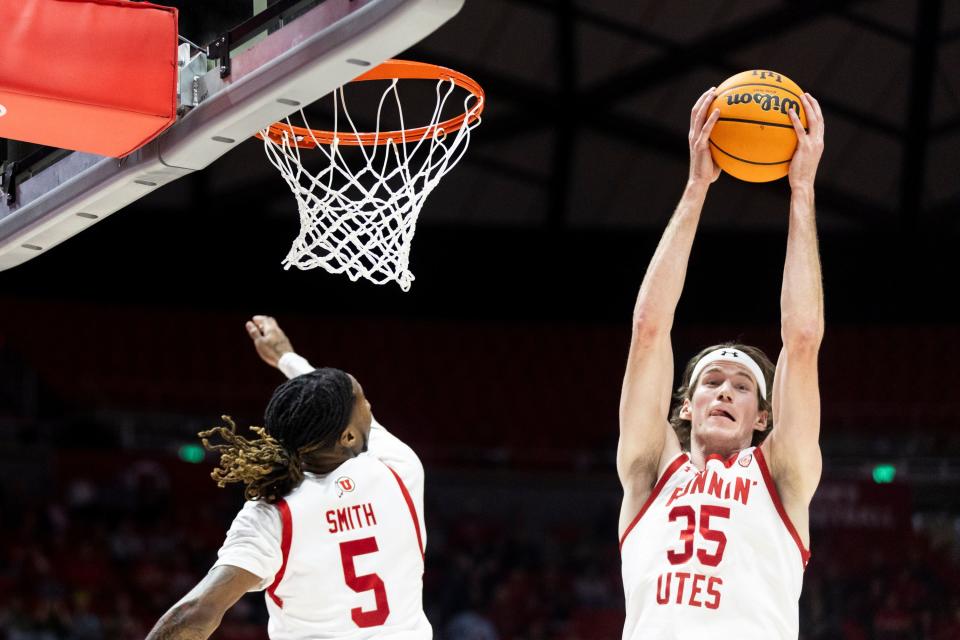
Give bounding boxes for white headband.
[689,348,767,400]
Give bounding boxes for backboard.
[0,0,464,270]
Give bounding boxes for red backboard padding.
[0,0,178,157]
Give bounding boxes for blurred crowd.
[0,460,958,640]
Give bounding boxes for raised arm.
[245,316,422,478]
[617,89,720,528]
[146,565,261,640]
[246,315,295,368]
[763,93,826,512]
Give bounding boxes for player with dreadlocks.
[147,316,428,640]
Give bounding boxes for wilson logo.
[726,92,800,115]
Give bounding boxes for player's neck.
[689,437,750,470]
[301,449,355,475]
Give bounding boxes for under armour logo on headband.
[690,348,767,400]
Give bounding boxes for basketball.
[708,70,807,182]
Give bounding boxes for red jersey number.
[697,505,730,566]
[666,505,696,564]
[339,537,391,627]
[666,504,730,567]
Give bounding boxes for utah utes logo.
[738,454,753,467]
[336,477,356,497]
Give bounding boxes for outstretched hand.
[787,93,825,190]
[245,315,294,369]
[689,87,722,186]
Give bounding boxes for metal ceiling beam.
[431,0,901,147]
[941,27,960,43]
[929,115,960,137]
[511,0,678,50]
[833,7,913,44]
[546,0,576,228]
[898,0,942,229]
[211,0,898,231]
[586,110,892,226]
[819,99,900,138]
[459,75,895,226]
[461,154,550,187]
[585,0,860,105]
[476,106,893,226]
[512,0,897,138]
[457,86,892,227]
[454,62,900,148]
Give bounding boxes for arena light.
[178,444,205,464]
[872,464,896,484]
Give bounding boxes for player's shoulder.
[299,455,394,490]
[238,497,282,515]
[347,452,424,495]
[290,458,400,510]
[347,451,395,474]
[229,498,283,534]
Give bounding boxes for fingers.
[245,320,261,339]
[690,87,716,136]
[700,108,721,142]
[790,93,824,145]
[787,107,805,138]
[261,316,275,333]
[249,315,279,334]
[802,92,824,139]
[690,88,711,130]
[694,88,717,135]
[804,92,823,121]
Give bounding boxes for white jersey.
[214,353,430,639]
[620,447,809,640]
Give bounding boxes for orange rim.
[257,59,485,148]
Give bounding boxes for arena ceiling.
[2,0,958,321]
[157,0,960,232]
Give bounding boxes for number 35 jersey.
[214,421,430,640]
[620,446,810,640]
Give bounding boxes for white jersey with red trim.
[215,421,430,639]
[620,446,809,640]
[214,350,430,639]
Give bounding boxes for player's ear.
[679,398,692,420]
[339,425,358,448]
[754,410,768,431]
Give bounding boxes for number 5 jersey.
[214,352,430,639]
[619,447,810,640]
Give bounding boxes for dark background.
[1,1,959,638]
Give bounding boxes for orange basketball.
[708,70,807,182]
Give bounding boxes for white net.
[260,75,483,291]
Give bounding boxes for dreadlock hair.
[669,342,776,452]
[199,368,356,504]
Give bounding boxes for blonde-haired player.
[147,316,429,639]
[617,88,825,639]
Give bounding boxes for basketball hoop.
[258,59,485,291]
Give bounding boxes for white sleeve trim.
[278,352,315,379]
